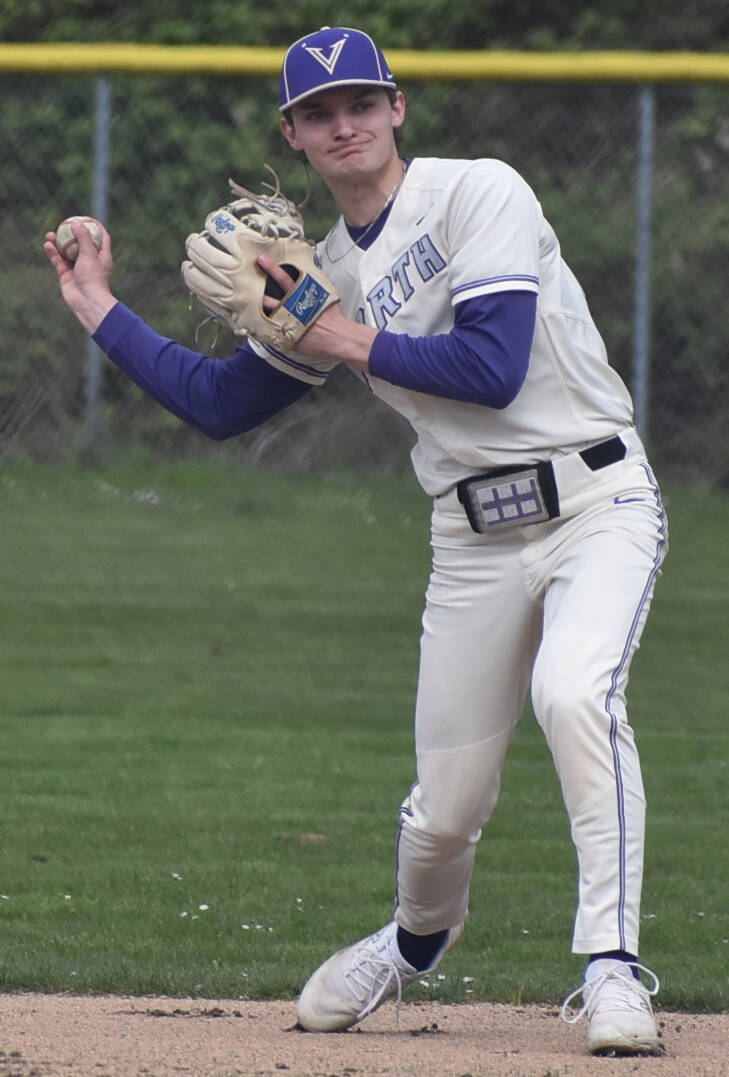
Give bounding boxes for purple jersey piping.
[451,274,539,300]
[259,341,329,381]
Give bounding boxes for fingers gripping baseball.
[43,217,116,334]
[55,216,103,262]
[44,217,112,283]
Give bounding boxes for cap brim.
[280,77,397,111]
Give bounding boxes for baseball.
[55,216,102,262]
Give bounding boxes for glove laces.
[227,165,306,238]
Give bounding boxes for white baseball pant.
[394,429,668,956]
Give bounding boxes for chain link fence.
[3,63,729,485]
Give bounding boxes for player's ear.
[391,90,406,130]
[280,115,300,151]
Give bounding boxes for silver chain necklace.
[324,161,407,265]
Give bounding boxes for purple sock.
[396,927,448,971]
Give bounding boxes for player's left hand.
[257,253,376,370]
[182,175,344,353]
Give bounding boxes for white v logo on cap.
[303,35,348,75]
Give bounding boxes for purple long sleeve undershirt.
[93,290,537,440]
[369,291,536,409]
[93,303,311,440]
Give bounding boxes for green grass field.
[0,455,727,1011]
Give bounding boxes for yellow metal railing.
[1,43,729,82]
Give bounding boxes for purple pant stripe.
[605,467,668,949]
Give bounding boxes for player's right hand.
[44,220,117,335]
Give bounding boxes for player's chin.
[331,155,385,185]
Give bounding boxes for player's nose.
[329,110,356,139]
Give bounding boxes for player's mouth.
[330,140,371,160]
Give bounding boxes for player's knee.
[406,782,499,843]
[531,665,606,739]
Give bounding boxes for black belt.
[456,436,627,534]
[578,435,627,471]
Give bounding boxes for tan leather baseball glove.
[182,173,339,350]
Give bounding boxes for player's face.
[281,87,405,183]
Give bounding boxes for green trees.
[5,0,728,49]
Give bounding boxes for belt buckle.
[457,461,560,534]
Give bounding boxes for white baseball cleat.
[297,920,463,1032]
[561,958,663,1055]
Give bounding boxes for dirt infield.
[0,994,727,1077]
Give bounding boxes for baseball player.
[44,26,668,1056]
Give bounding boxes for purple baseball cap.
[279,26,396,111]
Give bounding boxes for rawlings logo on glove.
[181,170,339,350]
[285,274,332,323]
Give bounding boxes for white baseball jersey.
[254,156,634,495]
